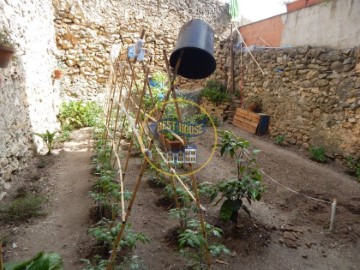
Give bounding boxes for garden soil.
[1,125,359,270]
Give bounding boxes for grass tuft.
[0,195,46,221]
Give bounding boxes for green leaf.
[4,252,64,270]
[220,199,242,221]
[210,191,218,202]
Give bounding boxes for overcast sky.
[220,0,287,22]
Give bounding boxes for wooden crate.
[232,108,262,134]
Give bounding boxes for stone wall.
[216,45,360,159]
[0,0,59,199]
[53,0,231,99]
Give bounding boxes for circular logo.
[140,98,217,177]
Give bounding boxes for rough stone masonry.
[214,45,360,160]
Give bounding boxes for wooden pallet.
[232,108,261,134]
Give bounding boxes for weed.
[34,130,57,155]
[58,129,71,142]
[0,195,45,221]
[210,114,222,127]
[274,135,285,146]
[345,156,360,181]
[309,146,327,163]
[0,234,11,246]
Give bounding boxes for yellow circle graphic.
[140,98,217,177]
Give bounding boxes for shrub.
[187,113,221,127]
[58,100,102,131]
[309,146,327,163]
[200,80,230,103]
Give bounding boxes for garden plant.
[200,130,265,225]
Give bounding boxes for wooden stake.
[230,23,235,94]
[106,152,149,270]
[0,241,3,270]
[106,65,176,268]
[233,23,264,75]
[329,198,337,231]
[113,66,136,166]
[104,79,116,141]
[104,43,211,269]
[121,67,150,182]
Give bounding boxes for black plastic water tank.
[170,19,216,80]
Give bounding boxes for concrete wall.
[239,0,360,49]
[0,0,60,199]
[281,0,360,48]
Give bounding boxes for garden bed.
[1,125,359,269]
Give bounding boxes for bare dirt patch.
[1,128,95,270]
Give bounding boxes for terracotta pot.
[54,69,63,79]
[0,45,15,68]
[248,102,261,113]
[165,138,184,152]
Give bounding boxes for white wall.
[281,0,360,48]
[0,0,60,197]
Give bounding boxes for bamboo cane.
[106,54,184,269]
[163,50,211,267]
[110,66,127,154]
[113,66,136,166]
[119,67,150,183]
